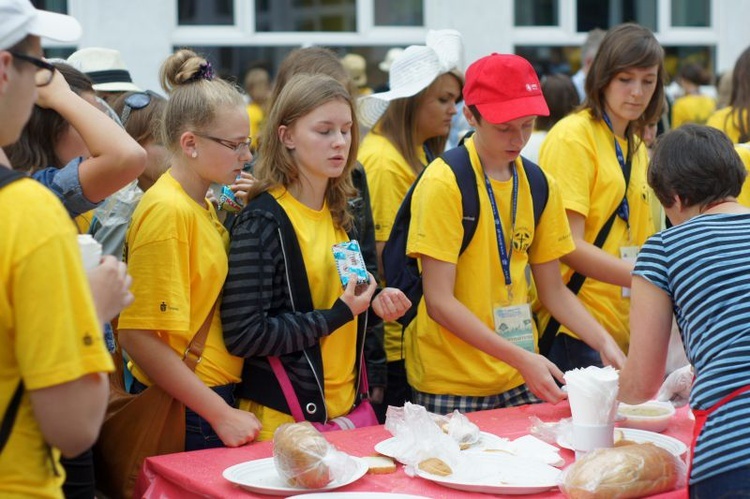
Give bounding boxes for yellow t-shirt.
[246,102,265,146]
[537,109,656,352]
[671,94,716,128]
[358,132,426,361]
[74,208,95,234]
[405,137,575,396]
[707,106,744,143]
[0,178,113,498]
[118,170,242,387]
[735,143,750,207]
[244,187,358,437]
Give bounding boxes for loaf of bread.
[562,443,682,499]
[273,422,333,488]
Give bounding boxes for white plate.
[556,427,688,456]
[288,494,429,499]
[222,456,368,496]
[374,431,511,459]
[416,453,561,495]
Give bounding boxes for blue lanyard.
[483,166,518,291]
[601,112,631,226]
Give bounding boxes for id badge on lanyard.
[484,167,535,353]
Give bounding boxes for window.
[671,0,711,27]
[178,0,234,26]
[255,0,357,32]
[374,0,423,26]
[577,0,657,32]
[515,46,576,76]
[30,0,67,13]
[515,0,559,26]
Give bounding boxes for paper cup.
[573,423,614,459]
[78,234,102,271]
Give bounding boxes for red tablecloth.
[135,402,691,498]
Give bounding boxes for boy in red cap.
[404,53,624,413]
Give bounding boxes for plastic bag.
[272,422,359,489]
[384,403,462,476]
[529,415,572,446]
[442,409,481,449]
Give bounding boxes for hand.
[657,364,693,407]
[87,255,134,325]
[340,273,377,316]
[369,386,385,404]
[213,407,262,447]
[372,287,412,322]
[36,68,75,109]
[230,171,256,206]
[515,351,567,404]
[598,337,627,370]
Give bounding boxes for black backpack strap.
[0,381,24,455]
[441,146,479,255]
[0,167,25,190]
[520,157,549,227]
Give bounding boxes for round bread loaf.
[562,443,682,499]
[273,422,332,488]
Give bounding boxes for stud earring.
[191,150,198,159]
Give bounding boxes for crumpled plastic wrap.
[529,415,573,446]
[384,403,463,476]
[272,422,358,489]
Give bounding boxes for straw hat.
[67,47,141,92]
[341,53,368,88]
[378,47,405,73]
[357,29,463,128]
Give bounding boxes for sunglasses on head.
[120,91,156,126]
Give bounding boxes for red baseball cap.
[463,53,549,124]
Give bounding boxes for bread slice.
[418,457,452,476]
[362,455,397,474]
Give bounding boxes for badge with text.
[620,245,640,298]
[493,304,535,352]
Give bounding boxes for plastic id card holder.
[332,240,370,291]
[620,245,639,298]
[493,304,535,352]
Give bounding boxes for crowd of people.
[3,0,750,497]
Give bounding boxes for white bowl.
[617,400,675,433]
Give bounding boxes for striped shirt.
[634,213,750,484]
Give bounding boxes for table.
[135,402,692,498]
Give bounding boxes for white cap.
[0,0,82,50]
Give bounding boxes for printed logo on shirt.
[512,228,532,253]
[159,301,179,313]
[641,184,651,205]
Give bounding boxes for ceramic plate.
[287,494,429,499]
[557,427,688,456]
[374,431,511,460]
[415,453,561,495]
[222,456,367,496]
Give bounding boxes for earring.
[191,150,198,159]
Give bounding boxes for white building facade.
[41,0,750,95]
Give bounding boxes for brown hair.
[727,46,750,143]
[159,49,245,154]
[376,72,463,174]
[253,73,358,231]
[110,91,167,145]
[4,62,94,172]
[584,23,666,151]
[536,74,579,131]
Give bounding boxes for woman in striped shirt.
[619,124,750,497]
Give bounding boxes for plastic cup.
[572,422,614,459]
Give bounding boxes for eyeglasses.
[9,52,55,87]
[120,91,154,127]
[195,133,252,155]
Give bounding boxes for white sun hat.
[67,47,141,92]
[357,29,463,128]
[0,0,81,50]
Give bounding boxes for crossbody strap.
[182,297,219,372]
[269,353,369,423]
[0,381,24,455]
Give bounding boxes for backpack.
[381,145,549,329]
[0,166,26,455]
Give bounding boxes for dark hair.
[727,46,750,143]
[536,74,579,131]
[679,62,711,86]
[110,91,167,145]
[4,62,94,172]
[649,124,746,209]
[584,23,666,151]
